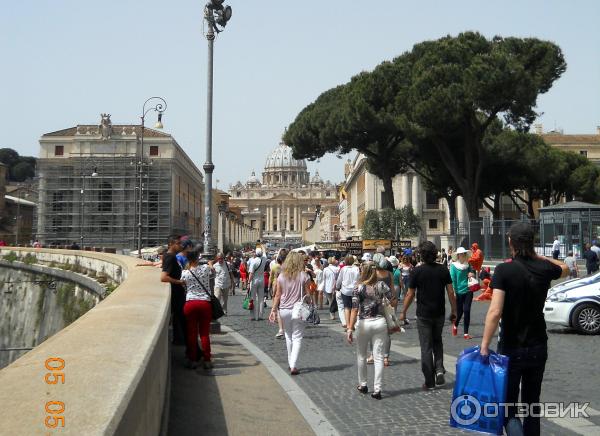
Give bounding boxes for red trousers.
[183,300,212,362]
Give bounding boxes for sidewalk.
[168,332,314,436]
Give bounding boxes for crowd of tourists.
[155,223,574,435]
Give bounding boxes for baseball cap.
[361,253,372,262]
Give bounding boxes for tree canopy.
[0,148,37,182]
[285,31,576,225]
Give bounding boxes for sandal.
[366,356,374,365]
[384,357,390,367]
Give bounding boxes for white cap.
[361,253,372,262]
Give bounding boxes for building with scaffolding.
[35,115,204,250]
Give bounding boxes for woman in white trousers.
[269,251,311,375]
[346,261,396,399]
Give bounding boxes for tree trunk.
[381,176,395,210]
[445,193,458,235]
[464,191,481,222]
[493,192,502,219]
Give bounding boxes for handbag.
[189,269,224,320]
[467,276,481,292]
[242,292,254,310]
[292,278,312,321]
[306,303,321,325]
[382,296,401,333]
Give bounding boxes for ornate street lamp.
[137,97,167,258]
[202,0,232,255]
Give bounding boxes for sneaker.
[290,368,299,375]
[275,330,284,339]
[371,391,382,400]
[203,361,214,370]
[452,324,457,336]
[422,383,435,391]
[356,385,368,394]
[435,372,445,386]
[464,334,473,340]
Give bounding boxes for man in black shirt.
[400,241,457,390]
[161,235,186,346]
[582,243,599,276]
[481,222,568,436]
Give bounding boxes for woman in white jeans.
[346,261,397,399]
[269,251,311,376]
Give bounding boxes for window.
[148,191,159,213]
[236,191,241,197]
[250,220,256,229]
[425,191,440,209]
[52,192,64,212]
[273,223,277,231]
[580,150,588,157]
[262,220,266,231]
[149,146,159,156]
[98,182,112,212]
[428,219,438,229]
[54,145,64,156]
[326,191,331,197]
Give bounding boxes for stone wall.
[0,248,170,435]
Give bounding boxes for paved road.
[221,288,597,435]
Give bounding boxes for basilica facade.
[228,142,339,245]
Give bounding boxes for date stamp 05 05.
[44,357,65,430]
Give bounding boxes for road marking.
[319,319,599,436]
[221,325,339,436]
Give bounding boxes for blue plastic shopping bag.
[449,346,509,435]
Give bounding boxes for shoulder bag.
[377,283,401,334]
[292,274,312,321]
[189,268,224,320]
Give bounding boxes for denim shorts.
[341,293,353,309]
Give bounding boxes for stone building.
[35,115,204,250]
[228,142,339,245]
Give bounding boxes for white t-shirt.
[322,265,339,294]
[247,255,267,284]
[181,265,212,302]
[337,265,360,296]
[214,261,231,289]
[552,240,560,252]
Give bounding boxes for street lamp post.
[137,97,167,258]
[202,0,232,255]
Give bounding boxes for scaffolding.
[34,152,180,250]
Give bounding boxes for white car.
[544,272,600,334]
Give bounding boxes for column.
[456,196,468,225]
[286,205,291,231]
[411,174,421,213]
[400,174,410,208]
[294,206,298,232]
[267,206,272,231]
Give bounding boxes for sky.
[2,0,599,189]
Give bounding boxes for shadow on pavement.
[168,344,228,436]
